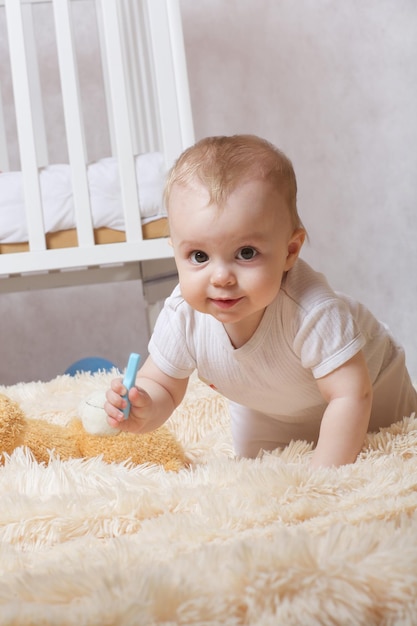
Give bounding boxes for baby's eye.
[190,250,209,264]
[236,246,258,261]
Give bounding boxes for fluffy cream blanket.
[0,372,417,625]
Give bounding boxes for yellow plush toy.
[0,393,186,471]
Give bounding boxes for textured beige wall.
[0,1,416,383]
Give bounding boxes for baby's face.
[168,178,304,347]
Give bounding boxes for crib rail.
[0,0,194,285]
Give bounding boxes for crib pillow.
[0,152,166,244]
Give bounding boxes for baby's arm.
[311,350,373,468]
[104,355,188,434]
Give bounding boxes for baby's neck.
[223,309,266,348]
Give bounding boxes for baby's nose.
[210,263,236,287]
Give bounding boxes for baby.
[105,134,417,468]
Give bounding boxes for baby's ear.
[285,228,306,270]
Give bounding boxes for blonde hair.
[165,134,304,230]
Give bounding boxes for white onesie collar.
[218,297,278,359]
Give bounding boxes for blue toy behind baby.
[65,356,117,376]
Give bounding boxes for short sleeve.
[148,287,196,379]
[292,297,366,379]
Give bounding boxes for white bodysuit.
[149,259,417,457]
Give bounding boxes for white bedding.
[0,152,166,244]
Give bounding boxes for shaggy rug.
[0,371,417,626]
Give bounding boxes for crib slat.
[146,0,194,168]
[4,0,46,251]
[166,1,195,150]
[97,0,143,243]
[22,3,49,168]
[121,0,158,155]
[119,0,144,155]
[95,2,116,157]
[0,82,9,171]
[52,0,94,248]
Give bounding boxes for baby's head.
[165,136,306,343]
[165,134,304,231]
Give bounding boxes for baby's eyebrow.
[177,240,206,250]
[235,232,270,245]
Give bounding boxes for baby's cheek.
[180,276,206,308]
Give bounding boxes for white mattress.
[0,152,166,244]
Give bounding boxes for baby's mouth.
[210,297,243,310]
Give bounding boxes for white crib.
[0,0,194,314]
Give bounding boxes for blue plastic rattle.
[121,353,141,419]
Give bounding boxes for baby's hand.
[104,355,189,435]
[104,378,153,434]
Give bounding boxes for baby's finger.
[128,386,152,410]
[110,377,126,395]
[106,414,123,429]
[128,385,144,403]
[106,385,126,408]
[104,396,126,422]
